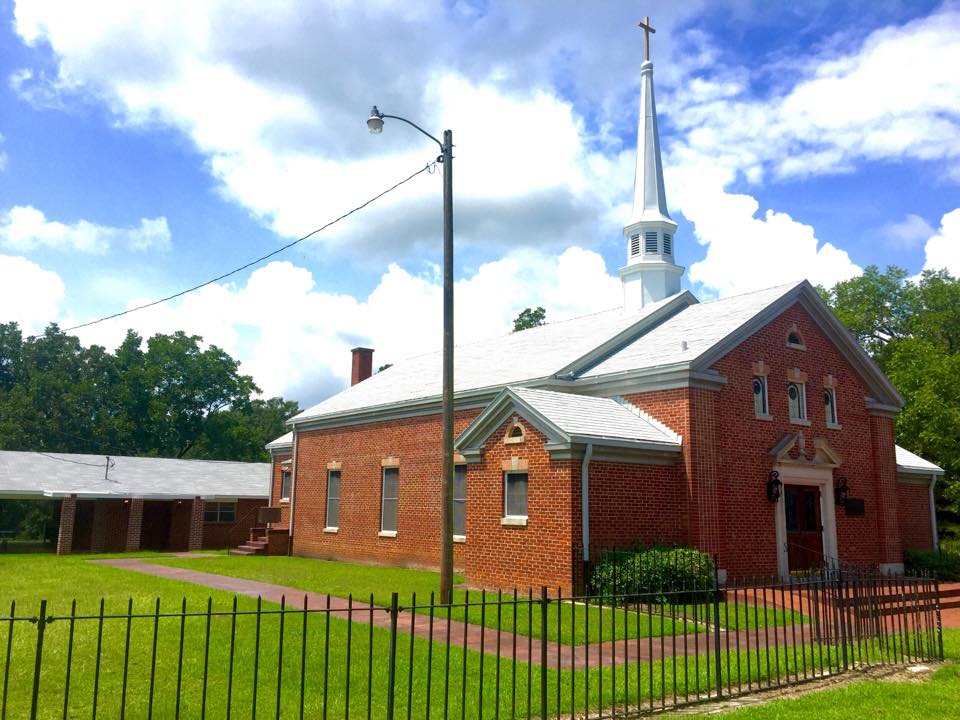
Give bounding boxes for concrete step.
[229,548,254,556]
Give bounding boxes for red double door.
[785,484,824,573]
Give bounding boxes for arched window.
[788,382,807,421]
[824,388,838,425]
[504,421,526,444]
[753,376,768,416]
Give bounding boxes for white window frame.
[788,382,807,422]
[280,469,292,502]
[824,387,840,427]
[453,464,467,540]
[380,467,399,536]
[203,501,237,524]
[503,471,528,521]
[753,375,769,418]
[325,469,341,530]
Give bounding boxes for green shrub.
[904,547,960,581]
[588,547,715,602]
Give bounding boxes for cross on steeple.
[638,15,656,62]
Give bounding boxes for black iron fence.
[0,570,943,719]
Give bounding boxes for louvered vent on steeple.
[630,233,640,256]
[644,231,658,254]
[663,233,672,255]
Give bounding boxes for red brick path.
[97,558,854,670]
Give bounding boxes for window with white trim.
[788,382,807,421]
[753,376,769,417]
[325,469,341,528]
[203,502,236,523]
[453,464,466,537]
[824,388,838,425]
[280,468,292,500]
[381,467,399,533]
[504,471,528,518]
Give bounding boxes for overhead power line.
[64,161,437,332]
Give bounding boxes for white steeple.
[620,16,684,311]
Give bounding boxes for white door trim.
[774,463,838,581]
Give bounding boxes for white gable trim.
[689,281,902,409]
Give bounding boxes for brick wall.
[168,500,194,552]
[709,302,898,576]
[270,454,292,527]
[201,498,265,549]
[290,409,481,570]
[464,416,578,592]
[56,495,77,555]
[896,481,935,551]
[586,460,685,553]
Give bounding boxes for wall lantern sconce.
[834,477,849,508]
[766,470,782,502]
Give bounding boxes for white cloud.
[666,6,960,186]
[72,246,622,404]
[0,205,172,254]
[918,208,960,277]
[0,254,65,334]
[881,213,935,249]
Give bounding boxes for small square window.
[752,376,769,417]
[788,382,807,421]
[824,388,838,425]
[504,471,528,518]
[203,502,236,523]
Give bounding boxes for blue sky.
[1,0,958,406]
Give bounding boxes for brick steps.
[230,538,268,556]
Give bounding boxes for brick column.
[187,497,204,551]
[126,499,144,552]
[870,413,902,571]
[57,495,77,555]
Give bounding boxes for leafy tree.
[513,306,546,332]
[823,267,960,535]
[0,323,298,463]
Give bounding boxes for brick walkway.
[92,558,886,670]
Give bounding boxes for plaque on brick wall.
[844,498,865,516]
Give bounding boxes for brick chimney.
[351,347,374,386]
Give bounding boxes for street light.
[367,104,456,604]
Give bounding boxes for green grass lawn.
[151,554,802,645]
[0,554,946,719]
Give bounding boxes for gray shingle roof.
[291,292,687,424]
[509,388,680,446]
[895,445,943,475]
[580,283,801,377]
[0,451,270,499]
[265,432,293,450]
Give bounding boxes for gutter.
[930,473,940,553]
[288,428,299,555]
[581,443,593,563]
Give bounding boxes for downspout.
[581,443,594,564]
[930,473,939,553]
[287,428,299,556]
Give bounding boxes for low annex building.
[264,30,943,591]
[0,451,269,554]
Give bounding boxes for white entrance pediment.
[768,432,842,468]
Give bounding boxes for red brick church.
[264,37,942,592]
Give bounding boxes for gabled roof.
[289,280,902,429]
[575,281,903,408]
[0,451,270,500]
[457,387,681,464]
[895,445,944,476]
[290,292,695,426]
[265,432,293,451]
